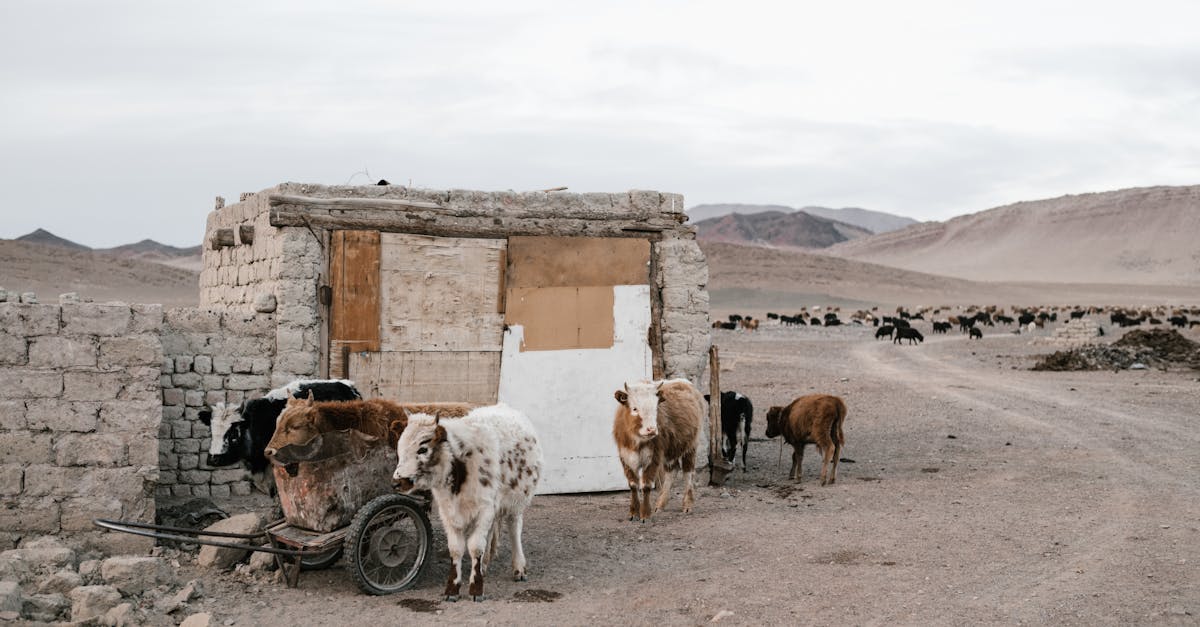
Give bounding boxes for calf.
[199,379,361,474]
[894,327,924,344]
[265,396,474,458]
[613,379,704,522]
[393,405,542,602]
[764,394,846,485]
[875,325,895,340]
[704,391,753,471]
[969,327,982,340]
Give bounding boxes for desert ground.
[156,318,1200,625]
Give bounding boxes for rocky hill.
[694,210,872,249]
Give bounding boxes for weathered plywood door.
[341,233,506,404]
[498,236,653,494]
[328,230,381,378]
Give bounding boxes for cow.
[613,379,704,522]
[969,327,982,340]
[875,325,895,340]
[704,391,753,471]
[894,327,924,344]
[198,379,361,475]
[392,405,542,602]
[764,394,847,485]
[264,395,474,459]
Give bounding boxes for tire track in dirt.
[849,334,1184,621]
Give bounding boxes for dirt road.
[182,323,1200,625]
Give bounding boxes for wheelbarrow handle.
[92,519,310,557]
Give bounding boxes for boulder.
[78,559,101,582]
[0,547,75,572]
[21,592,69,622]
[68,584,122,622]
[101,601,135,627]
[37,568,82,595]
[247,547,277,573]
[196,513,262,570]
[0,556,31,584]
[180,611,212,627]
[0,581,21,613]
[100,556,171,595]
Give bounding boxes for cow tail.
[831,399,846,447]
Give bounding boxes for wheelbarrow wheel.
[299,547,343,571]
[345,494,433,595]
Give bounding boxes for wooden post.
[238,224,255,244]
[708,345,734,486]
[209,228,235,250]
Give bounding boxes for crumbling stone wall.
[156,308,278,499]
[0,303,161,553]
[1050,318,1103,346]
[655,236,712,382]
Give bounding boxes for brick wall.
[0,303,162,553]
[156,308,279,499]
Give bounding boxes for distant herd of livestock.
[713,304,1200,344]
[196,376,839,602]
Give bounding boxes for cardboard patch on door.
[506,237,649,288]
[504,286,614,351]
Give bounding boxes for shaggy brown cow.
[764,394,847,485]
[264,393,473,459]
[613,379,704,522]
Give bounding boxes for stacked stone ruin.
[1049,318,1103,346]
[0,183,713,556]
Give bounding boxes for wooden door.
[328,230,381,378]
[338,232,506,404]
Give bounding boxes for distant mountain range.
[15,229,202,271]
[694,210,872,249]
[687,204,918,234]
[826,185,1200,285]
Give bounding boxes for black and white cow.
[198,379,361,474]
[704,391,754,471]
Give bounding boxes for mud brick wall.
[0,303,162,553]
[157,308,278,498]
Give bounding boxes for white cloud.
[1,0,1199,245]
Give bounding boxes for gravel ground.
[174,320,1200,625]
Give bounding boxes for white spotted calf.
[392,404,542,602]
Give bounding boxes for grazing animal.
[894,327,924,344]
[613,379,704,522]
[393,405,543,602]
[704,391,753,470]
[1018,313,1036,326]
[766,312,780,320]
[264,395,474,459]
[932,321,952,334]
[875,325,895,340]
[199,379,361,474]
[764,394,846,485]
[969,327,982,340]
[739,317,759,331]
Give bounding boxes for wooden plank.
[506,236,650,288]
[378,233,506,352]
[328,231,381,377]
[269,194,684,221]
[505,286,615,351]
[350,351,500,405]
[270,205,679,240]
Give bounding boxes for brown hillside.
[826,185,1200,285]
[701,241,1199,312]
[0,239,199,306]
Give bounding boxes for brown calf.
[264,393,473,458]
[764,394,846,485]
[613,379,704,522]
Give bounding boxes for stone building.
[0,181,713,549]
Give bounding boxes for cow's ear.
[614,390,628,405]
[286,395,303,406]
[305,390,315,405]
[199,408,212,425]
[433,424,447,444]
[703,394,710,403]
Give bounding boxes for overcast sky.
[2,1,1199,247]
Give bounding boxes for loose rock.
[21,592,69,622]
[0,582,21,613]
[180,611,212,627]
[37,568,82,595]
[69,584,122,622]
[100,601,134,627]
[197,513,263,570]
[101,556,171,595]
